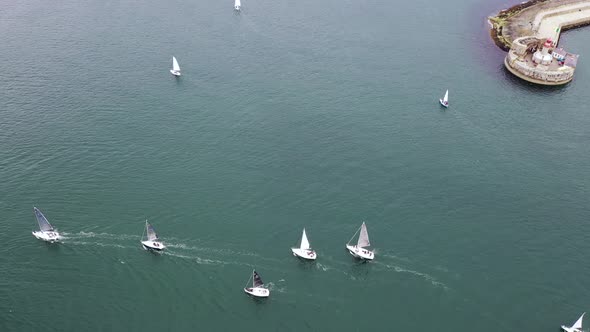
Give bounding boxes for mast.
[245,270,253,288]
[347,225,361,245]
[141,220,147,241]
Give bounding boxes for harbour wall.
[489,0,590,51]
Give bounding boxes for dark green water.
[1,0,590,330]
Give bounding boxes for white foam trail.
[316,263,330,272]
[266,282,286,293]
[375,262,448,289]
[63,240,130,249]
[163,250,246,266]
[164,242,279,262]
[379,253,412,262]
[164,243,210,251]
[62,232,139,241]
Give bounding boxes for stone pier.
[489,0,589,85]
[489,0,590,51]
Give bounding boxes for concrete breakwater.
[489,0,589,85]
[489,0,590,51]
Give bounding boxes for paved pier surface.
[490,0,590,50]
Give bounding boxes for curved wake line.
[164,243,283,263]
[63,232,188,243]
[163,250,252,267]
[59,232,282,267]
[374,261,448,289]
[62,232,140,241]
[61,240,132,249]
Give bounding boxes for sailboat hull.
[32,230,61,243]
[141,240,165,251]
[170,70,181,76]
[291,248,317,260]
[439,99,448,108]
[244,287,270,298]
[346,244,374,260]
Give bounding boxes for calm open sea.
[1,0,590,330]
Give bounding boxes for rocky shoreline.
[489,0,549,51]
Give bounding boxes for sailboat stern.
[346,244,374,260]
[32,230,61,243]
[244,287,270,297]
[141,240,165,251]
[291,248,317,260]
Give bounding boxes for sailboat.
[32,207,61,242]
[562,313,585,332]
[141,220,166,251]
[345,222,374,260]
[291,228,317,260]
[243,269,270,298]
[439,89,449,108]
[170,56,181,76]
[234,0,241,11]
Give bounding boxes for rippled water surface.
[1,0,590,330]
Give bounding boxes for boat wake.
[62,231,139,241]
[266,282,287,293]
[164,242,281,263]
[315,263,331,272]
[378,253,412,262]
[162,250,246,266]
[58,231,284,268]
[60,232,448,289]
[61,240,131,249]
[374,261,448,289]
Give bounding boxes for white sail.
[300,228,310,250]
[443,90,448,103]
[573,313,585,330]
[357,222,370,248]
[172,56,180,72]
[235,0,241,10]
[145,221,159,241]
[33,207,54,232]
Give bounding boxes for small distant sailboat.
[439,89,449,108]
[170,56,181,76]
[234,0,241,11]
[32,207,61,243]
[141,220,166,251]
[291,228,317,260]
[244,269,270,298]
[345,222,374,260]
[562,313,585,332]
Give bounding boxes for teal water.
[1,0,590,330]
